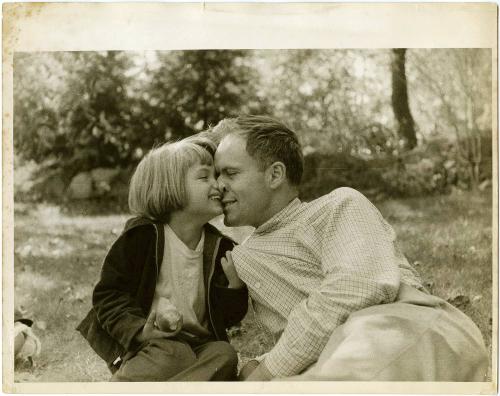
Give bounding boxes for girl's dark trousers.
[110,336,238,382]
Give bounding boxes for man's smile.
[222,199,237,209]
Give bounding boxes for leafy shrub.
[380,133,492,196]
[299,152,388,200]
[381,157,449,197]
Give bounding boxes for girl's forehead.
[188,160,214,171]
[188,152,213,165]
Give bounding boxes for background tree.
[145,50,266,142]
[13,48,492,200]
[408,48,492,188]
[259,49,399,157]
[391,49,417,150]
[14,53,65,162]
[15,51,140,175]
[56,51,140,172]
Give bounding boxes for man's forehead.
[215,135,257,171]
[218,133,245,149]
[216,135,245,158]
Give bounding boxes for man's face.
[215,134,272,228]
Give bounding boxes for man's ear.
[266,162,287,189]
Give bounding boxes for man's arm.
[260,189,403,378]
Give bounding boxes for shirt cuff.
[263,345,309,378]
[254,352,268,363]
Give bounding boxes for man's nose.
[216,175,226,191]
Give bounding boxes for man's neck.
[257,189,299,228]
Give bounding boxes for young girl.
[77,136,247,381]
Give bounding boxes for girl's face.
[182,160,223,221]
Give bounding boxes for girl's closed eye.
[197,169,211,180]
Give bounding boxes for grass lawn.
[12,189,494,382]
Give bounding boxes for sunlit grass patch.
[378,189,493,360]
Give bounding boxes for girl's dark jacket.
[77,217,248,372]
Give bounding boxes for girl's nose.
[210,177,221,191]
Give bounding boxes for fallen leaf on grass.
[472,295,483,303]
[35,321,47,331]
[227,325,245,337]
[447,295,471,310]
[424,280,434,292]
[16,245,33,258]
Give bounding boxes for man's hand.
[135,308,182,344]
[238,359,260,380]
[244,361,274,381]
[221,251,245,289]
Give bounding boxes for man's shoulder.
[308,187,367,210]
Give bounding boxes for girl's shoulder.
[123,216,157,233]
[110,216,160,247]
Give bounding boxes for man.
[213,115,488,381]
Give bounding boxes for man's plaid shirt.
[232,187,423,377]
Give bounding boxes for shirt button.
[255,282,261,289]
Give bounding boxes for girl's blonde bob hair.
[128,135,217,222]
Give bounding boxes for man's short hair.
[128,136,216,222]
[213,115,304,186]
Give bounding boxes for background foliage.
[12,49,494,382]
[14,49,493,203]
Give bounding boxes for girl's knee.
[202,341,238,367]
[214,341,237,359]
[114,338,196,381]
[204,341,238,380]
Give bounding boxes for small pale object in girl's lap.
[156,297,183,332]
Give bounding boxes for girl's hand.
[221,251,245,289]
[135,309,182,344]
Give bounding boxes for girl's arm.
[92,225,153,351]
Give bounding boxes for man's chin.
[223,217,236,227]
[222,214,240,227]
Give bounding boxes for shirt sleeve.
[263,188,402,377]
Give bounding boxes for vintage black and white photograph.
[3,3,497,394]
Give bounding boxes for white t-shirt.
[150,224,211,339]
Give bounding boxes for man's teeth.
[210,196,220,200]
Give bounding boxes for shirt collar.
[253,197,302,236]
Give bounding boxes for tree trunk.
[391,49,417,150]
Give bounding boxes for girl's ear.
[266,162,287,189]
